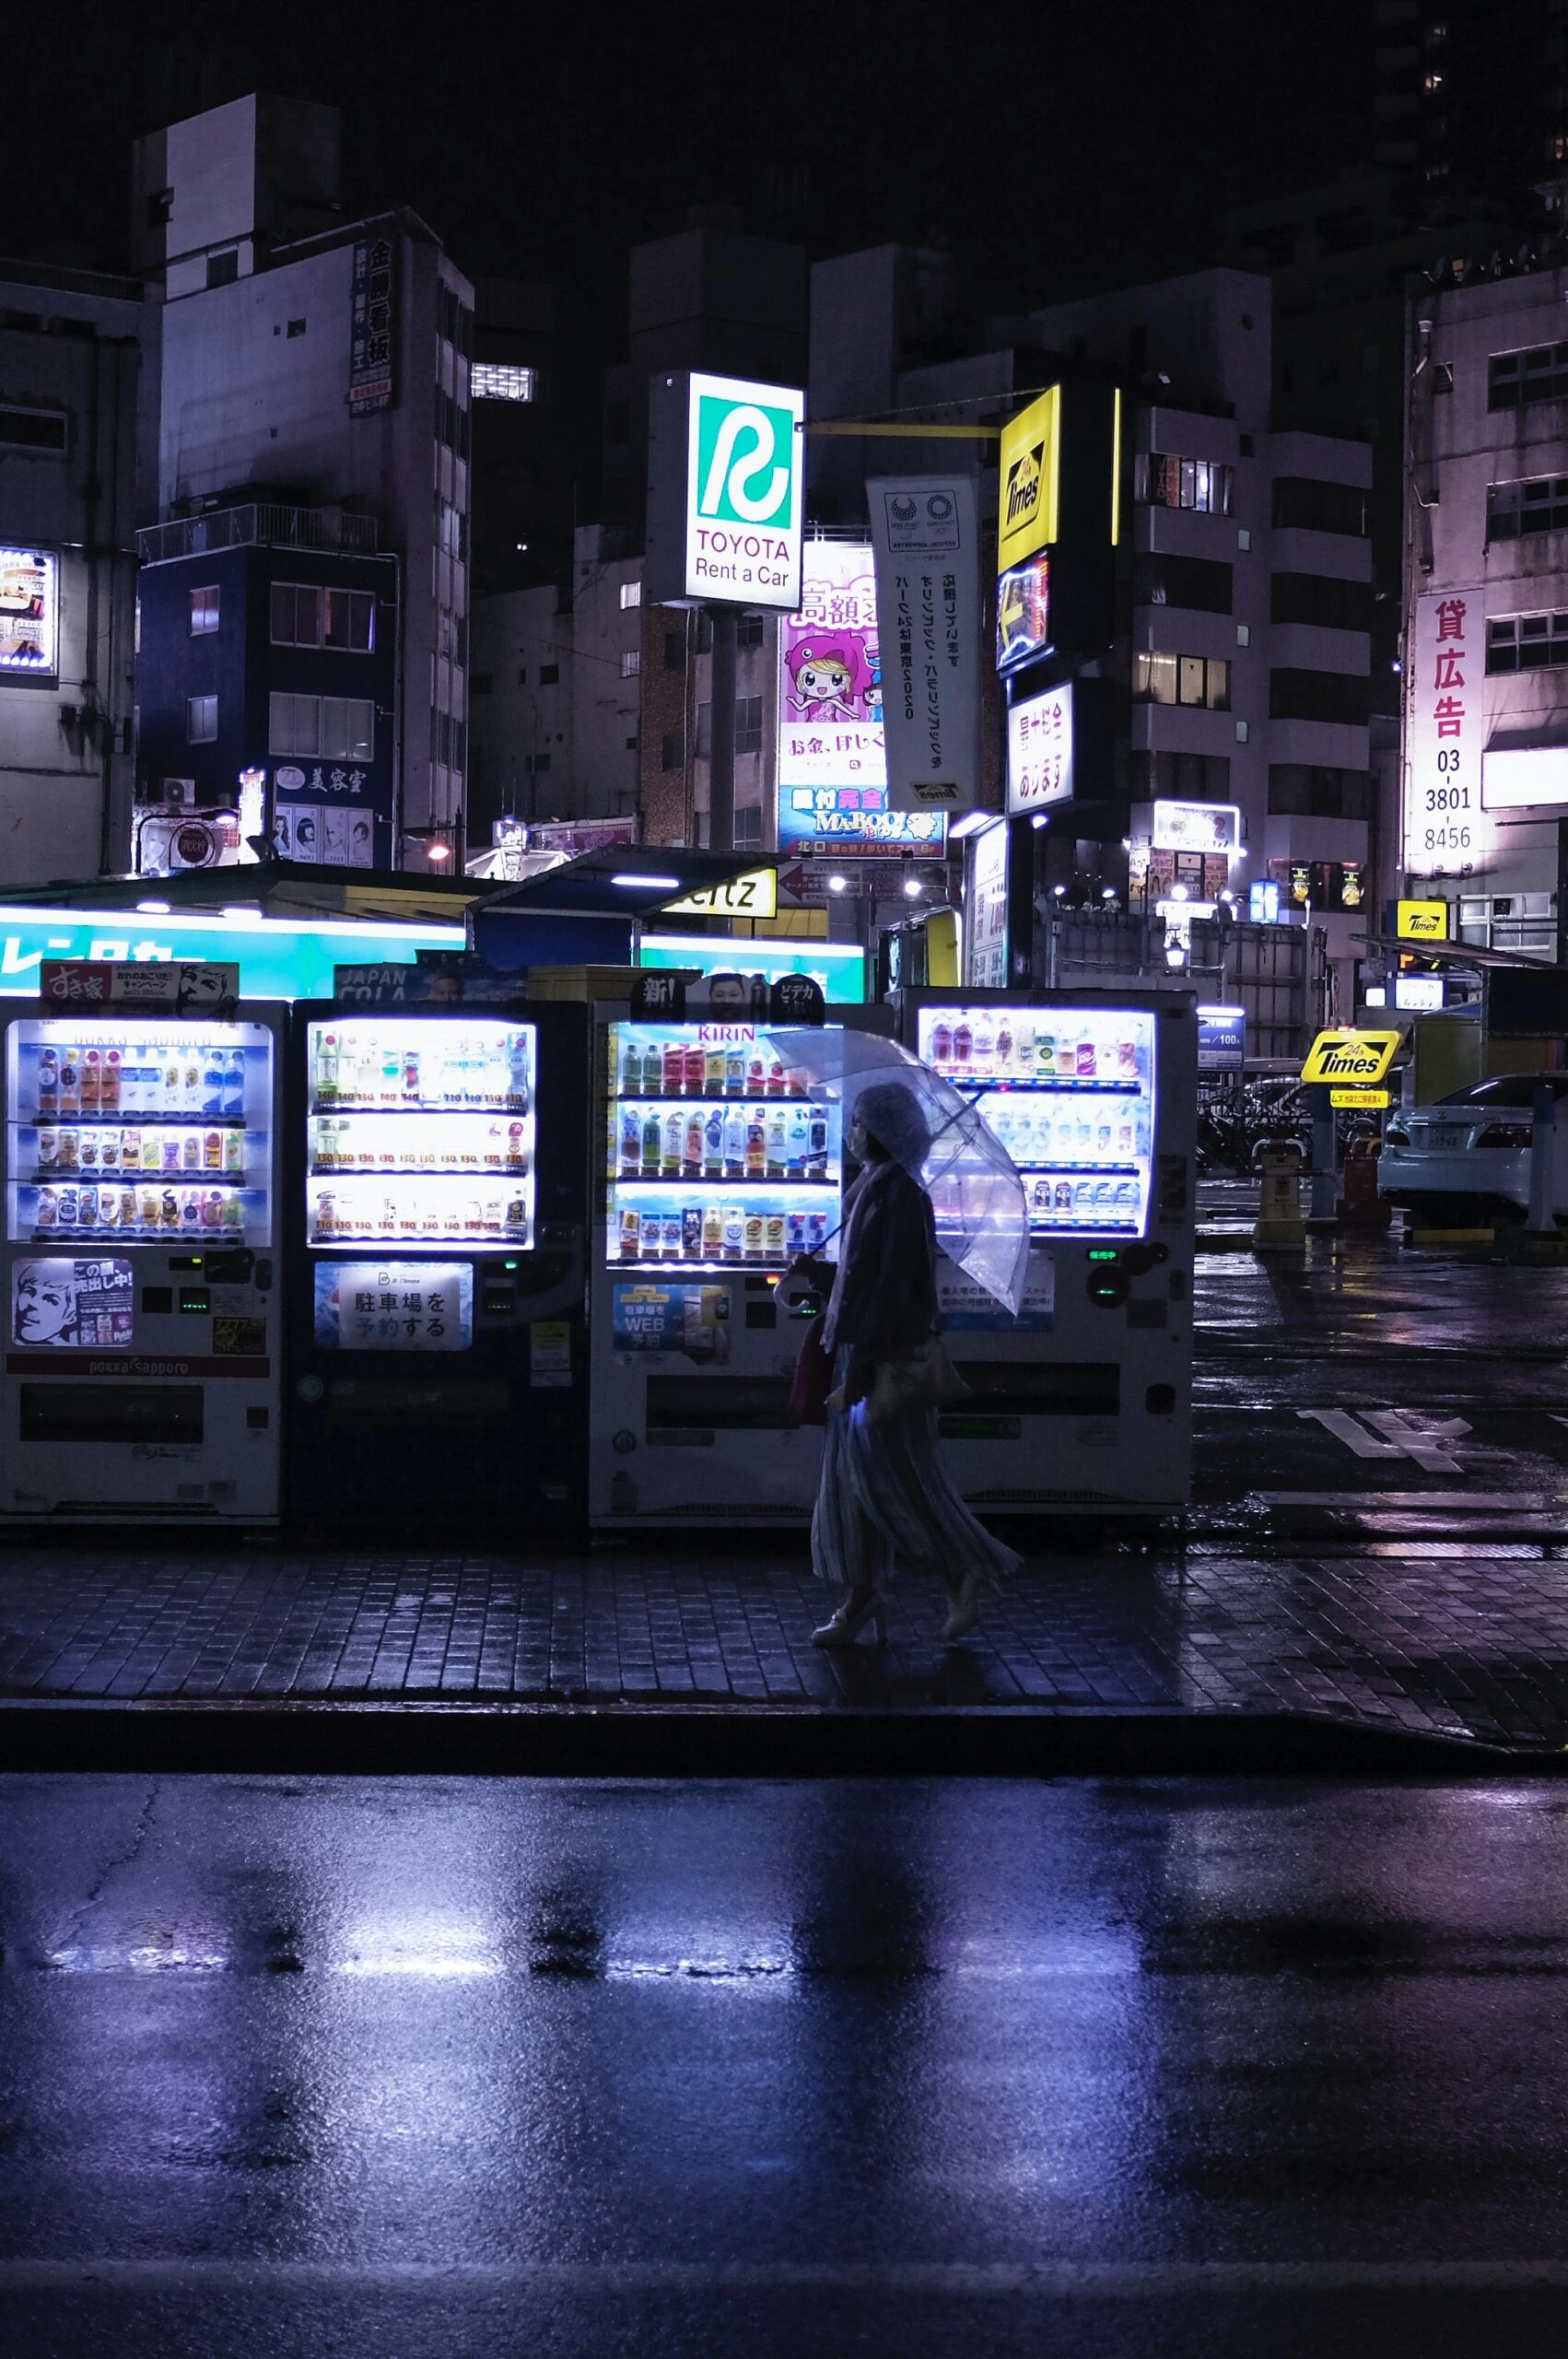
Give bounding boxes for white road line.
[1258,1492,1549,1509]
[3,2259,1568,2296]
[1297,1409,1406,1460]
[1297,1408,1473,1473]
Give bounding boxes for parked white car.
[1378,1074,1568,1225]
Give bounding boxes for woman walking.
[806,1080,1020,1648]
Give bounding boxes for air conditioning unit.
[135,777,198,808]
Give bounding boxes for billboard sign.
[348,236,396,417]
[867,476,984,811]
[777,787,945,857]
[995,553,1051,673]
[1197,1005,1246,1072]
[1396,898,1448,941]
[965,819,1009,989]
[778,542,885,793]
[0,547,58,675]
[1300,1028,1402,1087]
[1407,590,1488,872]
[1007,685,1073,813]
[646,371,804,609]
[1151,800,1240,854]
[996,388,1060,573]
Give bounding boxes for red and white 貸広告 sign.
[1407,590,1490,874]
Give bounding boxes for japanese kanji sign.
[349,237,396,417]
[313,1262,472,1351]
[1407,590,1485,874]
[777,543,886,795]
[868,477,983,812]
[1007,684,1074,813]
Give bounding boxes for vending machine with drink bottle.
[286,1002,591,1532]
[590,1005,888,1528]
[895,986,1198,1522]
[0,1002,286,1520]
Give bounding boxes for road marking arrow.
[1297,1407,1473,1473]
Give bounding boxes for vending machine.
[895,986,1198,1521]
[1,1005,285,1520]
[286,1003,590,1534]
[591,1008,885,1529]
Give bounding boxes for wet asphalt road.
[5,1775,1568,2355]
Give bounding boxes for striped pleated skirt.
[812,1348,1022,1600]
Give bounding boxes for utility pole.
[708,605,736,851]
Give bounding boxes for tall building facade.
[1375,0,1568,212]
[132,95,474,872]
[1401,259,1568,957]
[0,261,147,882]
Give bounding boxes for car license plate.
[1424,1127,1469,1149]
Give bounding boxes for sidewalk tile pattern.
[3,1543,1568,1749]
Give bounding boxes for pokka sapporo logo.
[695,393,797,529]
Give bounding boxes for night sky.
[19,0,1375,523]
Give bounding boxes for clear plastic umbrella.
[767,1027,1030,1317]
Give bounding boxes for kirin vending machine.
[1,1002,285,1520]
[590,1006,888,1529]
[895,986,1197,1521]
[286,1002,590,1534]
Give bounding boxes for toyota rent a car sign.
[645,370,805,610]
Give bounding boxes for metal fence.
[136,505,380,566]
[1038,910,1324,1062]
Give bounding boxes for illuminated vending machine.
[1,1006,284,1520]
[897,987,1198,1522]
[591,1010,861,1529]
[287,1004,589,1533]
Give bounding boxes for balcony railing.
[137,504,380,566]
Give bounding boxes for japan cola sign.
[645,371,804,611]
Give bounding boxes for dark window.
[1488,613,1568,671]
[1133,552,1233,614]
[1489,343,1568,409]
[662,730,685,771]
[471,673,494,696]
[270,583,375,651]
[626,734,638,751]
[1488,477,1568,539]
[0,405,67,453]
[146,188,173,228]
[1268,668,1370,725]
[517,667,527,684]
[456,306,474,362]
[734,695,764,755]
[1131,752,1232,801]
[1271,476,1369,535]
[1270,572,1374,630]
[664,628,685,670]
[186,694,217,743]
[287,317,307,339]
[530,751,551,774]
[1131,651,1230,709]
[736,615,765,647]
[605,400,630,443]
[733,804,763,850]
[1267,762,1373,819]
[205,249,240,289]
[538,662,559,685]
[188,585,220,636]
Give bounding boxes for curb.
[0,1698,1552,1778]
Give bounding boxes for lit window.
[470,363,536,403]
[620,649,640,677]
[620,580,642,609]
[186,694,217,743]
[189,585,220,636]
[1132,651,1230,710]
[271,582,375,651]
[267,692,374,760]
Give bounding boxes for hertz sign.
[1300,1028,1403,1087]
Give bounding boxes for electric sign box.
[994,381,1119,673]
[645,370,805,612]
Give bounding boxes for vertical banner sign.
[1007,684,1074,813]
[1407,590,1485,874]
[868,477,984,813]
[965,819,1010,988]
[349,236,396,416]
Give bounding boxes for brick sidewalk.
[3,1541,1568,1750]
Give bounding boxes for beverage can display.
[317,1191,336,1235]
[806,1116,828,1180]
[725,1048,745,1095]
[622,1039,643,1095]
[705,1049,726,1095]
[662,1109,684,1174]
[160,1133,181,1173]
[747,1053,766,1095]
[1055,1180,1072,1210]
[35,1126,58,1169]
[743,1214,765,1261]
[785,1210,807,1254]
[78,1129,99,1171]
[766,1111,787,1175]
[703,1109,724,1176]
[56,1184,78,1227]
[1036,1032,1055,1077]
[684,1045,705,1096]
[930,1019,952,1068]
[119,1188,137,1228]
[120,1127,141,1170]
[37,1047,58,1114]
[181,1131,201,1171]
[744,1110,766,1178]
[99,1132,121,1171]
[662,1043,685,1095]
[35,1186,58,1229]
[180,1184,202,1227]
[621,1109,641,1174]
[722,1205,745,1261]
[223,1050,245,1119]
[953,1021,972,1067]
[202,1189,223,1229]
[81,1050,101,1114]
[139,1184,159,1227]
[618,1209,641,1260]
[766,1058,786,1098]
[684,1113,704,1174]
[804,1210,827,1252]
[1076,1032,1096,1078]
[506,1194,529,1235]
[765,1213,786,1260]
[641,1111,661,1174]
[1117,1039,1138,1078]
[506,1121,527,1168]
[204,1129,223,1169]
[58,1051,80,1114]
[57,1127,78,1170]
[682,1205,703,1259]
[221,1191,243,1229]
[723,1107,747,1175]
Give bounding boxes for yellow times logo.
[1300,1028,1402,1087]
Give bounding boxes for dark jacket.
[832,1165,937,1391]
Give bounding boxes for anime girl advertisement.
[777,544,887,793]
